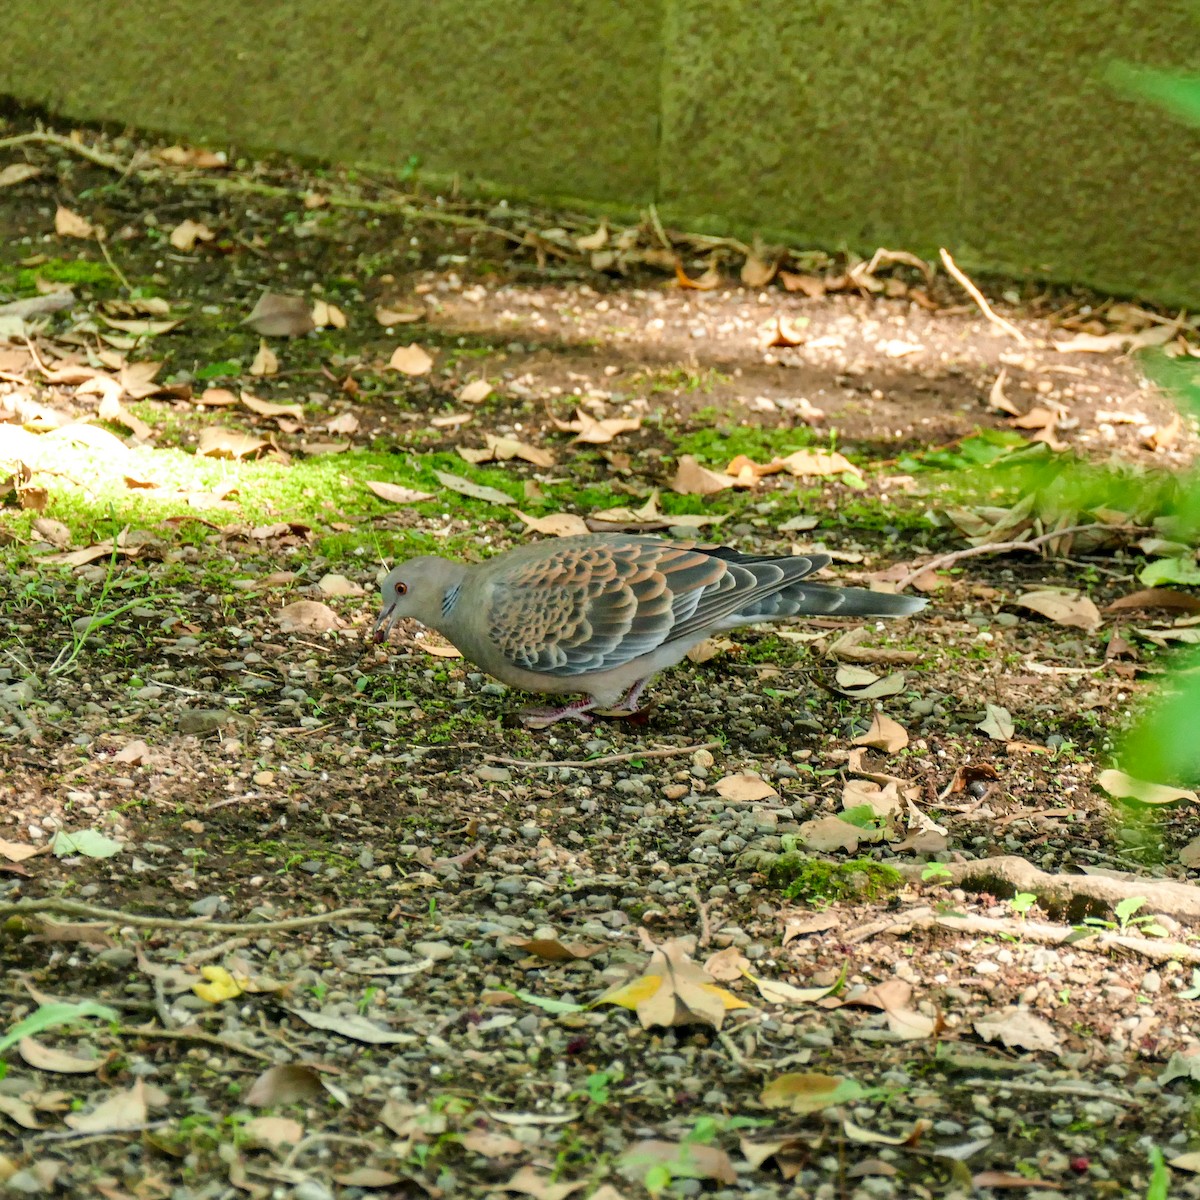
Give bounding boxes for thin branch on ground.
[0,130,132,173]
[686,885,714,949]
[483,741,720,770]
[95,233,133,291]
[893,523,1127,592]
[114,1023,274,1061]
[0,898,371,932]
[939,247,1029,344]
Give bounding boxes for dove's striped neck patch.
[441,583,462,618]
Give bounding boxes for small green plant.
[358,986,380,1014]
[1010,892,1038,918]
[1081,896,1169,937]
[568,1067,625,1108]
[921,863,953,885]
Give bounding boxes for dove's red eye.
[396,582,408,595]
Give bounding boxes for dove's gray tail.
[736,584,926,622]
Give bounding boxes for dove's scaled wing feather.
[482,537,832,679]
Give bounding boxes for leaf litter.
[0,114,1196,1200]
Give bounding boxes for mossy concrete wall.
[2,0,1198,302]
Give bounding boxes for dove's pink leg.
[518,697,598,727]
[609,677,650,715]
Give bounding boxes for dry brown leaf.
[249,339,279,377]
[31,517,71,548]
[780,448,860,478]
[974,1007,1062,1055]
[325,411,359,436]
[100,315,182,337]
[462,434,555,468]
[0,839,39,862]
[674,259,722,290]
[243,1114,304,1151]
[502,1165,588,1200]
[417,634,464,659]
[1096,769,1197,806]
[714,773,778,802]
[17,1038,102,1074]
[169,218,215,252]
[1146,411,1182,451]
[597,937,749,1030]
[375,306,424,327]
[64,1079,147,1133]
[197,426,267,460]
[388,343,434,375]
[797,815,865,853]
[850,712,909,753]
[365,481,436,504]
[156,145,227,169]
[0,163,41,188]
[552,409,641,444]
[195,386,239,407]
[575,222,609,252]
[841,778,903,818]
[500,937,604,961]
[55,205,96,239]
[779,271,826,298]
[741,252,779,288]
[725,453,785,488]
[311,299,347,330]
[972,1171,1063,1190]
[703,946,751,981]
[762,314,807,347]
[239,391,304,421]
[671,454,735,495]
[1107,588,1200,614]
[275,600,343,633]
[317,573,365,597]
[686,636,735,663]
[244,292,315,337]
[620,1140,736,1187]
[246,1064,324,1107]
[1016,589,1102,632]
[459,379,494,404]
[839,979,936,1040]
[461,1129,525,1157]
[516,511,591,537]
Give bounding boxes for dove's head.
[373,556,467,642]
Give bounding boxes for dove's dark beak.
[372,604,397,643]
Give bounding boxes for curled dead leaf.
[388,343,434,375]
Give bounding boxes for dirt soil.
[1,113,1200,1200]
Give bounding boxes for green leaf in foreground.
[0,1001,119,1056]
[1121,654,1200,785]
[1109,62,1200,128]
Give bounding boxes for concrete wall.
[2,0,1198,302]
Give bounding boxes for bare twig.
[686,886,714,949]
[893,522,1125,592]
[0,130,132,173]
[483,741,720,770]
[939,248,1029,344]
[95,234,132,292]
[114,1022,273,1061]
[0,898,370,932]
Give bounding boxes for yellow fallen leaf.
[249,339,278,377]
[760,1072,865,1114]
[671,455,735,495]
[169,218,215,252]
[193,965,246,1004]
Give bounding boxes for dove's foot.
[519,698,597,728]
[595,677,650,717]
